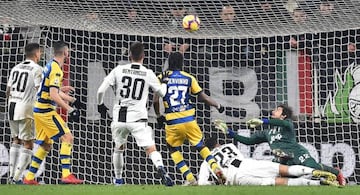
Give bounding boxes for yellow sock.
[25,146,48,180]
[60,142,72,178]
[171,151,195,181]
[199,146,219,172]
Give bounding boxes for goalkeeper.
[214,104,346,186]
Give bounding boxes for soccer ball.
[182,15,200,32]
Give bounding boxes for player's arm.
[149,71,167,97]
[198,161,214,186]
[153,93,161,117]
[6,69,14,99]
[96,70,115,118]
[246,118,292,129]
[59,90,76,103]
[50,87,72,111]
[192,76,224,113]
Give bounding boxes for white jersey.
[98,62,165,122]
[198,143,280,186]
[7,60,42,120]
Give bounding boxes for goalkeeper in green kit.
[214,104,346,187]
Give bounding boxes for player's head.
[25,43,41,63]
[272,104,293,120]
[205,136,220,150]
[53,41,69,62]
[168,52,183,71]
[129,41,144,62]
[220,5,235,23]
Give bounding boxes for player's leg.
[276,177,323,186]
[187,121,225,184]
[8,120,21,182]
[13,118,34,182]
[111,122,129,185]
[52,112,82,184]
[303,157,345,186]
[279,163,337,182]
[166,123,196,184]
[131,122,173,186]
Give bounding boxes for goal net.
[0,0,359,185]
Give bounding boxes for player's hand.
[61,86,74,94]
[160,71,170,84]
[98,104,109,118]
[156,115,166,129]
[68,108,80,122]
[246,118,263,128]
[214,119,228,134]
[217,104,224,113]
[72,98,86,110]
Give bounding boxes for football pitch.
[1,185,359,195]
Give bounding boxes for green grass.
[0,185,359,195]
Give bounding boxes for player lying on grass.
[198,136,339,186]
[213,104,346,186]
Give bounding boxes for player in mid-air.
[153,52,226,185]
[23,41,84,185]
[198,136,339,186]
[214,104,346,186]
[97,42,173,186]
[6,43,43,183]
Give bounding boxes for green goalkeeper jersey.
[233,119,311,165]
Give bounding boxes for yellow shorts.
[165,120,203,147]
[34,111,70,145]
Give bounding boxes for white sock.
[9,144,21,178]
[113,150,124,179]
[149,151,164,169]
[287,165,314,177]
[287,178,321,186]
[13,148,32,181]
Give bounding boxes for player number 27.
[168,85,187,106]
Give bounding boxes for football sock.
[13,148,32,181]
[149,151,164,169]
[171,151,195,181]
[199,146,219,172]
[9,143,21,178]
[113,149,124,179]
[319,163,340,176]
[288,165,314,177]
[26,146,48,180]
[287,178,320,186]
[60,142,72,178]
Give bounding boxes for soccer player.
[215,104,346,186]
[198,136,339,186]
[96,42,173,186]
[6,43,43,183]
[153,52,226,185]
[23,41,83,185]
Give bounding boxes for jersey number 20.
[11,70,29,92]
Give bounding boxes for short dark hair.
[278,104,293,119]
[25,43,40,58]
[204,136,218,150]
[168,52,183,71]
[130,42,144,61]
[53,41,68,56]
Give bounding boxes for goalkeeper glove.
[156,115,166,129]
[72,98,86,110]
[246,118,264,128]
[98,103,109,119]
[216,104,224,113]
[214,119,236,138]
[68,108,80,122]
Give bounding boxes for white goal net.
[0,0,359,185]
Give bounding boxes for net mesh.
[0,0,359,185]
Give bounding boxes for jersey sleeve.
[103,68,116,86]
[48,64,63,88]
[7,69,14,87]
[190,75,202,95]
[149,70,167,97]
[233,130,267,145]
[34,66,43,87]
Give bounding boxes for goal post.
[0,0,359,185]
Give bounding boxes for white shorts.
[9,118,35,141]
[225,159,279,186]
[111,121,155,148]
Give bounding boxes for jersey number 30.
[120,76,145,100]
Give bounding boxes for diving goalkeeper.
[214,104,346,186]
